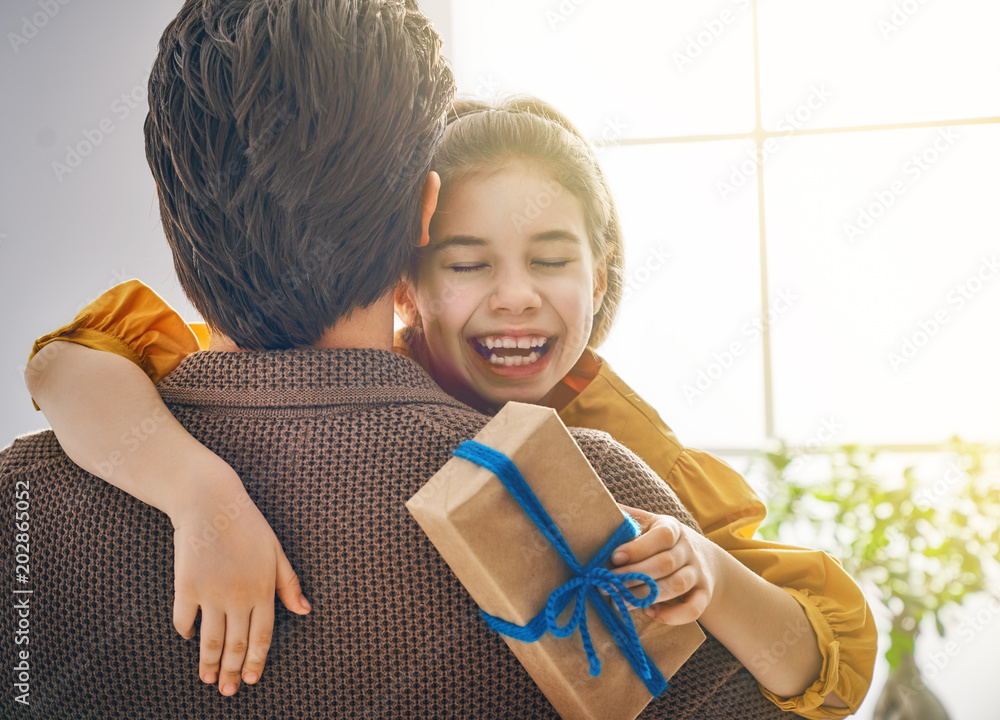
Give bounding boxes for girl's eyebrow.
[432,235,488,250]
[432,230,581,249]
[532,230,582,245]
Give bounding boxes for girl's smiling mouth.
[469,334,553,369]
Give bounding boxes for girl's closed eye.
[533,258,571,269]
[448,263,488,273]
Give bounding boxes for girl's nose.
[489,271,541,314]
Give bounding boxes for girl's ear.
[394,280,419,327]
[592,251,609,314]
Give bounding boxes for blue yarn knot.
[545,566,659,679]
[452,439,668,697]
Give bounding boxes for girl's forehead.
[443,159,562,196]
[436,172,584,235]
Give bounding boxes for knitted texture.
[1,348,801,719]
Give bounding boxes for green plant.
[754,438,1000,717]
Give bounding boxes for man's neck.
[208,294,396,352]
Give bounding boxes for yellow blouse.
[30,279,876,718]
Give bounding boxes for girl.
[26,98,874,717]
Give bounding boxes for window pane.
[758,0,1000,129]
[448,0,756,138]
[765,124,1000,445]
[598,141,765,449]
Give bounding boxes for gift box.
[406,402,705,720]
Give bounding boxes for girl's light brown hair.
[427,96,625,349]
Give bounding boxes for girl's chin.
[481,385,547,407]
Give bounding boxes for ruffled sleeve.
[664,450,876,718]
[557,356,877,718]
[29,279,205,399]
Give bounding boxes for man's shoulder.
[0,429,67,478]
[566,425,701,533]
[566,425,629,463]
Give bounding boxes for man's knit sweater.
[0,348,798,719]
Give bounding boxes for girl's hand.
[611,504,722,625]
[169,464,311,696]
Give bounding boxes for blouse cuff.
[757,587,855,719]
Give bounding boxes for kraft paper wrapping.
[406,402,705,720]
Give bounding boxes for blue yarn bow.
[453,440,668,697]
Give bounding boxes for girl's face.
[404,161,607,412]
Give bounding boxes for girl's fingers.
[274,548,310,615]
[653,564,698,603]
[613,539,689,587]
[217,612,251,696]
[198,609,226,685]
[612,517,682,567]
[172,593,198,641]
[241,603,274,686]
[645,587,710,625]
[618,504,656,528]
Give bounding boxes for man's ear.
[417,171,441,248]
[592,250,609,314]
[394,281,419,327]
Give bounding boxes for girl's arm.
[614,505,847,709]
[558,361,875,717]
[26,341,311,696]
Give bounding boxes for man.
[3,0,798,717]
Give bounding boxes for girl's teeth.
[478,335,549,350]
[488,351,541,367]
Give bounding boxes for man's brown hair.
[145,0,455,349]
